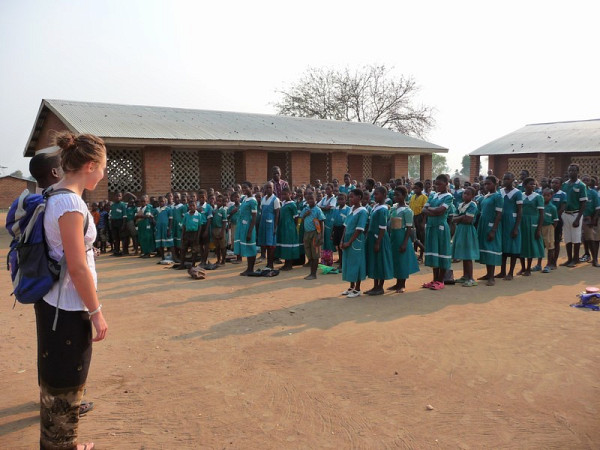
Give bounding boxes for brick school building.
[24,99,448,202]
[469,119,600,181]
[0,175,36,208]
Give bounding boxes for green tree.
[460,154,470,177]
[407,154,450,179]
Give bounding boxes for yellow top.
[409,193,427,215]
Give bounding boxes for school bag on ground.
[6,188,88,311]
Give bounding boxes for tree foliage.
[460,154,470,177]
[408,154,450,179]
[276,64,434,138]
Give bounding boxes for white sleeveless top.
[43,193,97,311]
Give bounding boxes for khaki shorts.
[303,230,321,260]
[582,217,600,241]
[541,224,554,250]
[211,226,226,249]
[182,231,200,253]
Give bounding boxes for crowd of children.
[90,165,599,296]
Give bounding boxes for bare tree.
[276,64,435,138]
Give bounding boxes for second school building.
[24,99,448,202]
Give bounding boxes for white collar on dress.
[394,204,408,213]
[524,192,539,201]
[500,187,518,199]
[351,206,366,215]
[458,200,476,213]
[372,204,387,213]
[433,192,452,200]
[554,190,564,195]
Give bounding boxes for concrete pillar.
[420,154,433,181]
[469,155,481,182]
[244,149,268,187]
[536,153,549,181]
[391,154,409,179]
[290,151,310,186]
[143,146,172,197]
[330,152,348,182]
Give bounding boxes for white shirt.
[43,193,97,311]
[261,194,281,209]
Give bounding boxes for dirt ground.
[1,216,599,449]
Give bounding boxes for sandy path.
[1,224,599,449]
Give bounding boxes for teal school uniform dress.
[452,188,464,209]
[342,206,368,283]
[520,192,545,258]
[295,200,307,257]
[154,206,174,247]
[499,187,523,255]
[477,192,503,265]
[339,184,355,195]
[317,195,337,251]
[543,202,558,225]
[171,203,188,247]
[137,204,156,254]
[182,210,205,232]
[258,194,279,247]
[388,205,420,280]
[198,201,214,240]
[424,192,453,269]
[365,204,394,280]
[234,196,258,257]
[275,200,300,260]
[561,179,588,213]
[452,201,480,260]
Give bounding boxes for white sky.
[1,0,599,177]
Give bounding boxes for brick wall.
[310,153,328,184]
[348,155,362,183]
[391,154,409,179]
[198,150,222,190]
[372,156,392,183]
[330,152,348,182]
[0,177,30,208]
[143,146,172,197]
[420,154,433,181]
[34,111,69,152]
[267,152,289,182]
[84,174,109,204]
[469,155,481,182]
[244,150,268,187]
[234,151,246,183]
[290,151,310,186]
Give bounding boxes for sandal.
[542,266,551,273]
[430,281,445,290]
[462,280,478,287]
[455,277,467,284]
[422,281,435,289]
[79,401,94,416]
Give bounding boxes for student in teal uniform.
[257,182,280,270]
[301,191,325,280]
[516,169,529,192]
[388,186,419,293]
[581,175,599,267]
[228,192,242,264]
[212,194,229,265]
[176,199,205,269]
[497,172,523,280]
[422,174,453,290]
[560,164,588,267]
[341,189,368,298]
[235,182,258,276]
[339,173,355,195]
[519,178,545,275]
[125,197,139,255]
[476,176,503,286]
[154,196,174,262]
[541,188,559,273]
[276,187,300,271]
[110,192,128,256]
[197,189,214,266]
[171,192,188,263]
[452,186,480,286]
[294,189,307,265]
[365,186,394,295]
[135,195,156,258]
[317,183,337,266]
[331,193,351,269]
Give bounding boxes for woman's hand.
[91,311,108,342]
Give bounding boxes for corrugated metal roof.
[470,119,600,156]
[26,99,447,155]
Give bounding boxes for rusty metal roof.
[25,99,448,156]
[470,119,600,156]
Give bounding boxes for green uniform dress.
[424,192,453,269]
[499,187,523,255]
[295,200,306,258]
[342,206,368,283]
[520,192,545,258]
[171,203,188,247]
[339,184,355,195]
[477,192,503,266]
[452,201,480,260]
[388,205,420,280]
[365,204,394,280]
[543,202,558,226]
[276,201,300,260]
[234,196,258,257]
[154,206,174,247]
[317,195,337,251]
[137,204,156,254]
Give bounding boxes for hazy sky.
[1,0,598,177]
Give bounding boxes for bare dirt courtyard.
[1,223,599,449]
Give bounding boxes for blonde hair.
[52,131,106,173]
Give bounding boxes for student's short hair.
[503,172,515,179]
[485,175,498,184]
[464,186,476,196]
[551,177,562,183]
[241,181,252,188]
[304,191,314,197]
[337,192,347,199]
[568,163,580,171]
[295,188,304,194]
[282,186,291,193]
[158,196,165,201]
[198,189,207,196]
[414,181,424,189]
[366,178,375,186]
[29,151,61,183]
[344,173,351,178]
[351,188,364,199]
[375,185,387,196]
[395,185,408,197]
[217,194,224,199]
[326,183,334,189]
[435,174,449,184]
[523,177,536,186]
[542,188,554,195]
[521,169,530,176]
[188,198,196,204]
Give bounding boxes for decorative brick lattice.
[171,149,200,191]
[284,151,291,182]
[325,154,330,183]
[362,155,373,180]
[107,148,142,193]
[571,156,599,179]
[547,157,555,179]
[507,157,537,177]
[221,151,236,189]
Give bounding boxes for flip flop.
[422,281,435,289]
[430,281,445,290]
[542,266,551,273]
[79,401,94,416]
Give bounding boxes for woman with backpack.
[36,131,108,450]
